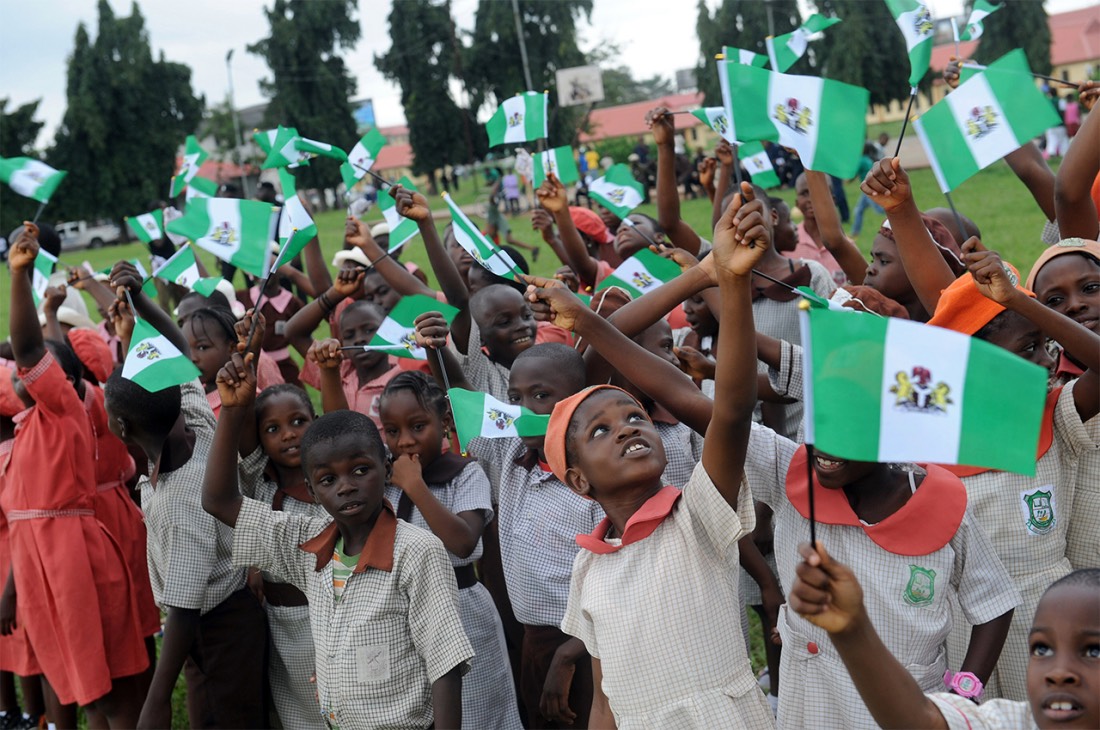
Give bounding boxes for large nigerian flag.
[740,141,781,189]
[122,317,202,392]
[340,127,387,191]
[166,197,277,278]
[486,92,549,146]
[960,0,1002,40]
[448,388,550,454]
[169,136,208,198]
[273,169,318,271]
[126,209,164,245]
[588,164,645,220]
[801,306,1046,475]
[31,248,58,308]
[152,244,222,297]
[723,63,868,179]
[0,157,67,203]
[766,14,842,73]
[443,192,524,279]
[362,295,460,361]
[596,248,682,299]
[884,0,935,87]
[691,108,736,144]
[533,146,580,188]
[376,176,421,253]
[914,50,1061,193]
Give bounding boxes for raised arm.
[804,170,866,284]
[1054,80,1100,240]
[6,224,47,368]
[40,286,68,343]
[538,174,600,287]
[306,339,350,414]
[398,187,469,308]
[413,311,473,393]
[284,268,365,356]
[68,266,119,317]
[345,217,434,298]
[201,352,256,528]
[648,107,702,254]
[110,259,190,357]
[712,140,734,230]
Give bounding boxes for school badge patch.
[903,565,936,606]
[1022,487,1056,535]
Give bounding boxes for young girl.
[237,271,308,386]
[182,306,241,417]
[378,371,523,729]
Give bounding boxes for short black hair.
[104,370,182,438]
[179,290,232,312]
[300,410,386,470]
[469,284,524,325]
[338,299,385,329]
[514,343,586,393]
[44,339,83,387]
[380,370,448,422]
[972,308,1028,344]
[256,384,314,420]
[1046,568,1100,593]
[187,307,238,345]
[8,223,61,258]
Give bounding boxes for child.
[237,269,308,386]
[379,371,524,729]
[790,545,1099,730]
[520,184,775,727]
[103,261,267,728]
[202,359,472,730]
[3,226,149,726]
[181,306,245,417]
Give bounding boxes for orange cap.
[926,263,1032,336]
[544,385,636,482]
[67,328,114,384]
[1024,238,1100,291]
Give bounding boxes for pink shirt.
[299,356,400,429]
[786,223,846,286]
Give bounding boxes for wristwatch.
[943,670,984,700]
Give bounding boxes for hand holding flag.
[860,157,913,212]
[534,173,569,214]
[519,275,590,333]
[375,176,424,252]
[215,351,258,410]
[713,183,772,274]
[645,106,676,147]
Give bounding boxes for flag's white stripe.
[380,198,403,229]
[877,319,969,463]
[479,394,521,438]
[9,160,57,197]
[374,319,424,358]
[610,257,663,295]
[501,96,528,144]
[588,179,644,211]
[944,74,1016,170]
[767,73,824,168]
[787,28,811,57]
[896,5,934,51]
[122,334,184,379]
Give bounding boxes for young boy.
[790,544,1098,730]
[202,358,472,730]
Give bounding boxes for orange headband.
[926,263,1031,336]
[545,385,637,482]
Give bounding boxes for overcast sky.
[2,0,1095,148]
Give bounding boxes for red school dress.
[0,353,148,705]
[0,439,41,678]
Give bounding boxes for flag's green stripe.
[984,51,1060,145]
[131,357,202,392]
[916,105,978,191]
[486,107,506,146]
[526,95,547,140]
[726,64,776,144]
[957,337,1046,475]
[815,80,870,179]
[810,309,887,461]
[515,413,550,437]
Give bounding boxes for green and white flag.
[30,248,58,308]
[740,141,781,189]
[596,248,682,299]
[486,92,549,147]
[801,305,1046,475]
[262,126,346,169]
[152,244,221,297]
[960,0,1001,40]
[122,317,202,393]
[884,0,935,87]
[167,197,277,279]
[447,388,550,454]
[185,176,218,202]
[170,136,208,198]
[273,169,318,271]
[443,192,524,279]
[126,209,164,244]
[360,295,460,361]
[766,14,842,72]
[588,164,645,220]
[723,46,769,68]
[690,107,736,143]
[254,127,308,168]
[723,62,868,179]
[295,135,348,162]
[340,127,387,191]
[532,146,580,188]
[376,175,421,253]
[914,50,1061,193]
[0,157,67,203]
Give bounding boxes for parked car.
[56,219,123,250]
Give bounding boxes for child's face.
[475,288,536,367]
[983,310,1056,373]
[339,308,387,371]
[1026,584,1100,729]
[446,230,474,281]
[598,206,622,233]
[683,294,718,339]
[258,393,314,470]
[566,390,666,498]
[795,175,813,221]
[773,203,797,253]
[810,450,878,490]
[864,236,913,305]
[508,358,580,453]
[614,215,661,260]
[379,390,444,466]
[184,318,233,387]
[362,272,401,314]
[1032,255,1100,334]
[304,434,388,524]
[633,320,678,368]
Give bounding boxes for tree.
[201,99,241,161]
[375,0,482,189]
[599,67,677,107]
[0,98,46,235]
[248,0,360,194]
[973,0,1050,74]
[49,1,204,222]
[695,0,802,106]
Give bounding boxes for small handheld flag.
[739,141,781,189]
[765,14,842,73]
[122,317,202,392]
[486,92,549,147]
[340,128,388,191]
[884,0,935,87]
[185,176,219,201]
[365,295,460,360]
[0,157,67,204]
[152,244,222,297]
[166,197,278,279]
[588,164,645,220]
[960,0,1002,40]
[126,209,164,245]
[443,192,524,279]
[274,169,318,271]
[30,248,58,308]
[376,176,422,253]
[533,146,580,188]
[169,136,209,198]
[595,248,682,299]
[690,108,736,144]
[447,388,550,455]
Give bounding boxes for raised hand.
[673,345,716,381]
[943,56,970,90]
[520,275,587,332]
[43,284,67,313]
[962,237,1021,305]
[390,453,424,492]
[306,338,343,369]
[645,106,675,146]
[235,309,267,357]
[108,297,136,345]
[715,139,735,168]
[109,259,146,298]
[536,173,568,214]
[712,182,770,277]
[860,158,912,212]
[392,185,432,222]
[413,311,451,350]
[698,156,717,191]
[650,243,698,273]
[215,352,257,409]
[7,222,40,273]
[345,216,374,250]
[1079,79,1100,112]
[332,266,366,299]
[553,266,581,293]
[788,542,866,635]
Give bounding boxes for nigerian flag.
[30,248,58,308]
[377,176,421,253]
[691,108,736,143]
[361,295,460,361]
[589,164,645,220]
[723,62,868,179]
[126,210,164,244]
[273,169,317,271]
[0,157,67,203]
[152,244,222,297]
[740,141,781,189]
[122,317,202,393]
[443,192,524,279]
[961,0,1002,40]
[167,197,277,278]
[914,50,1061,193]
[340,128,387,190]
[884,0,935,87]
[533,146,580,188]
[255,127,308,168]
[448,388,550,454]
[801,306,1047,475]
[723,46,768,68]
[596,248,682,299]
[263,126,346,169]
[486,92,548,147]
[766,14,842,72]
[170,136,208,198]
[185,176,218,201]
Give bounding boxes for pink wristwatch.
[944,670,984,699]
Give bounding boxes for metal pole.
[765,0,776,39]
[226,49,249,198]
[510,0,534,92]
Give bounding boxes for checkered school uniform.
[384,463,523,729]
[744,423,1020,730]
[561,464,774,729]
[929,693,1037,730]
[654,420,704,489]
[232,499,474,730]
[1066,411,1100,569]
[947,380,1095,701]
[456,318,513,402]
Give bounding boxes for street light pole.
[510,0,534,92]
[226,49,249,197]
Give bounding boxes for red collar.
[944,386,1060,478]
[298,501,397,573]
[1056,352,1084,379]
[576,486,682,554]
[785,446,967,556]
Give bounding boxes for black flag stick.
[30,200,47,225]
[942,191,969,247]
[805,443,818,547]
[894,88,919,158]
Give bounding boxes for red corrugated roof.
[174,157,258,181]
[577,92,706,143]
[374,142,413,172]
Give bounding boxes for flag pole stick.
[353,161,392,190]
[805,442,818,547]
[894,88,918,158]
[30,201,47,225]
[950,18,960,59]
[621,217,657,246]
[960,63,1080,89]
[731,144,743,188]
[942,191,969,246]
